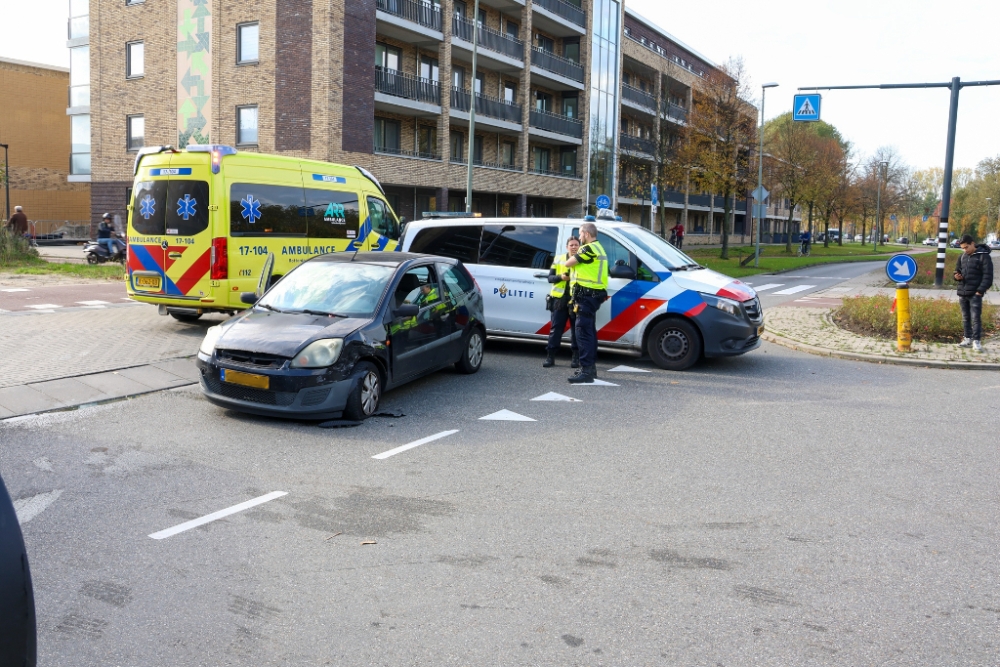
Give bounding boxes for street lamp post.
[754,82,778,268]
[987,197,992,239]
[465,0,482,214]
[874,160,888,252]
[0,143,9,223]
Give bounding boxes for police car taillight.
[210,237,228,280]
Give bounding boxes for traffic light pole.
[798,77,1000,286]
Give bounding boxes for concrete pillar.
[516,193,527,217]
[437,187,449,212]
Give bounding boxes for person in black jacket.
[954,234,994,352]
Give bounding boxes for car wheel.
[343,361,381,421]
[455,327,484,374]
[169,312,202,323]
[647,318,702,371]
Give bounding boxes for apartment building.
[80,0,771,243]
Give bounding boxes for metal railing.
[451,156,521,171]
[375,0,442,32]
[624,33,704,78]
[530,46,584,83]
[622,84,655,110]
[451,89,523,124]
[663,102,688,122]
[374,144,442,160]
[25,220,92,243]
[532,0,586,27]
[452,16,523,60]
[530,165,579,178]
[529,108,583,138]
[619,134,655,155]
[375,67,441,106]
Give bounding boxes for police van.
[126,145,401,321]
[400,216,763,370]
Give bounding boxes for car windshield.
[615,225,700,270]
[257,261,394,317]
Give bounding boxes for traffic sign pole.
[896,282,911,352]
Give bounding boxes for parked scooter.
[83,234,126,264]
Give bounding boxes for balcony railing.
[622,84,655,110]
[376,0,442,32]
[375,67,441,106]
[663,102,688,122]
[68,15,89,39]
[451,156,521,171]
[532,0,586,28]
[619,134,655,155]
[374,144,442,160]
[530,47,584,83]
[68,85,90,108]
[531,165,579,178]
[452,16,524,60]
[529,108,583,138]
[451,89,523,124]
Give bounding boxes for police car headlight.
[290,339,344,368]
[710,296,740,317]
[199,325,224,356]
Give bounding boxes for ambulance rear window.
[131,180,209,236]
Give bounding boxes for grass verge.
[833,294,998,343]
[685,244,910,278]
[1,231,125,281]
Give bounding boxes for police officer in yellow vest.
[543,236,581,368]
[563,220,609,384]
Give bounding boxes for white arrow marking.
[892,260,909,276]
[14,489,63,525]
[608,365,651,373]
[531,392,582,402]
[575,379,619,386]
[479,409,536,421]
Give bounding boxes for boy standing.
[954,234,993,352]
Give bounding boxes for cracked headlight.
[290,339,344,368]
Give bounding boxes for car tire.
[454,327,484,374]
[343,361,381,421]
[647,318,702,371]
[169,312,202,323]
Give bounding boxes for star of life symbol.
[139,194,156,220]
[241,194,262,224]
[176,194,198,221]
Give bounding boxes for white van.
[400,218,763,370]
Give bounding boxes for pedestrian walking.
[7,206,28,236]
[563,222,608,384]
[953,234,993,353]
[543,236,581,368]
[671,221,685,249]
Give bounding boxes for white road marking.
[81,306,107,309]
[26,310,56,314]
[26,304,62,309]
[0,308,8,313]
[608,365,651,373]
[531,392,582,402]
[577,379,619,386]
[751,283,784,292]
[372,429,459,460]
[13,489,63,525]
[480,409,536,421]
[77,300,111,306]
[771,285,816,295]
[148,491,288,540]
[0,288,30,292]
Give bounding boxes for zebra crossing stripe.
[772,285,816,295]
[751,283,784,292]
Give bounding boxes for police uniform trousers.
[546,301,578,352]
[574,294,604,368]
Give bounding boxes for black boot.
[570,350,580,368]
[568,365,596,384]
[542,351,556,368]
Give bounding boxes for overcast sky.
[3,0,997,171]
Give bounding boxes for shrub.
[833,294,998,343]
[0,230,41,266]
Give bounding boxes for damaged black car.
[196,252,486,420]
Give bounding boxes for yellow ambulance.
[126,145,401,321]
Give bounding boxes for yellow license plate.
[221,369,270,389]
[757,325,765,336]
[135,275,161,289]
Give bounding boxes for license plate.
[757,325,765,336]
[135,275,161,289]
[221,369,269,389]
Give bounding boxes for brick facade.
[341,0,376,154]
[275,0,313,151]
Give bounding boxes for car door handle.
[533,273,548,279]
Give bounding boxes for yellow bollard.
[896,282,911,352]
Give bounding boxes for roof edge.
[0,56,70,73]
[623,4,717,69]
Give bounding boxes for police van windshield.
[615,226,700,270]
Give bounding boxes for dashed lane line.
[25,304,63,309]
[372,430,460,460]
[148,491,288,540]
[0,288,30,292]
[77,300,111,306]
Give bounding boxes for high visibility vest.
[550,253,571,298]
[574,241,609,290]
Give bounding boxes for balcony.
[374,68,442,116]
[68,84,90,109]
[67,15,88,40]
[374,144,442,161]
[375,0,443,42]
[619,133,655,157]
[622,84,656,114]
[451,16,524,71]
[529,108,583,145]
[530,164,580,179]
[451,155,521,172]
[530,47,584,91]
[531,0,586,36]
[663,102,688,124]
[451,89,523,134]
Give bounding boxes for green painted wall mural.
[177,0,211,146]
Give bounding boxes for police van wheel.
[455,328,484,374]
[344,362,381,421]
[647,318,701,371]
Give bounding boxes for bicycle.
[797,240,811,257]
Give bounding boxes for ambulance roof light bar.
[187,145,238,173]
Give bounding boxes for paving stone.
[150,358,200,382]
[117,365,193,388]
[75,372,161,398]
[28,378,115,405]
[0,386,65,415]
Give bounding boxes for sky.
[2,0,997,171]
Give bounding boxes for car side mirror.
[394,304,419,319]
[609,264,636,280]
[240,292,258,305]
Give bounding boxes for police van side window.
[408,225,482,264]
[230,183,307,236]
[303,188,360,239]
[571,228,654,279]
[479,225,558,269]
[165,180,210,236]
[132,180,167,235]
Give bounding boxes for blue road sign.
[596,194,611,210]
[885,254,918,283]
[792,94,822,122]
[651,185,658,206]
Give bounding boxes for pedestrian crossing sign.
[792,94,822,122]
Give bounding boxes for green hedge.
[833,294,998,343]
[0,230,40,265]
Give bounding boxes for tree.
[765,114,812,252]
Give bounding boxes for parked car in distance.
[923,237,936,246]
[896,237,909,244]
[196,252,485,420]
[950,239,961,248]
[854,234,863,242]
[988,240,1000,250]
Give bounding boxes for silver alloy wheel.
[360,371,380,415]
[467,332,483,368]
[657,327,689,361]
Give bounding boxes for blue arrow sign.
[885,254,918,283]
[596,194,611,210]
[793,94,822,122]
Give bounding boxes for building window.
[505,20,518,39]
[375,43,401,71]
[237,105,258,145]
[126,41,144,78]
[563,38,580,64]
[127,114,144,151]
[560,147,577,175]
[562,93,578,119]
[418,125,436,157]
[535,91,552,112]
[419,55,439,82]
[69,45,90,107]
[473,135,483,163]
[452,65,465,90]
[237,23,259,64]
[69,0,89,38]
[533,147,550,172]
[535,33,554,53]
[70,114,91,175]
[503,81,517,104]
[450,133,464,161]
[501,141,515,167]
[374,117,401,152]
